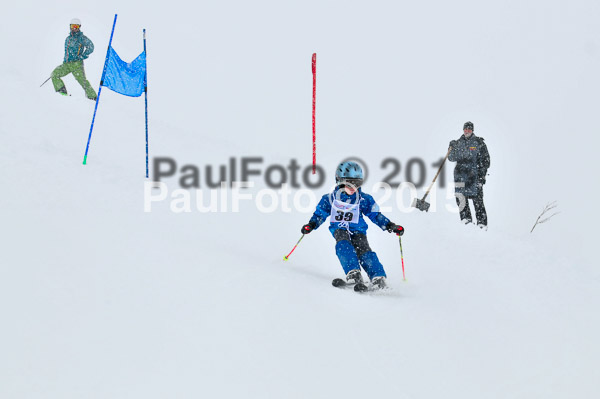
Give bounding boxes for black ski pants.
[333,229,372,256]
[456,190,487,226]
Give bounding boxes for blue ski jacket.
[64,31,94,63]
[309,187,391,236]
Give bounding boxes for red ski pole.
[399,235,406,281]
[312,53,316,174]
[283,235,305,261]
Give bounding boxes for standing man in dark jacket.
[448,121,490,228]
[51,18,97,100]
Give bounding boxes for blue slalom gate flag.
[102,46,146,97]
[84,15,151,178]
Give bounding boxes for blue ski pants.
[333,229,386,280]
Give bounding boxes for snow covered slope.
[1,1,599,398]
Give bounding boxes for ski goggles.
[338,178,364,188]
[70,24,81,29]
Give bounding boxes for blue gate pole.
[143,29,149,178]
[83,14,118,165]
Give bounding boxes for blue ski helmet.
[335,161,364,187]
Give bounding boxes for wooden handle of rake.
[420,147,451,201]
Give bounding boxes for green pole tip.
[83,155,87,165]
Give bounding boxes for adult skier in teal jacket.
[51,18,97,100]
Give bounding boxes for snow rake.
[412,147,451,212]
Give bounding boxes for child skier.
[300,161,404,290]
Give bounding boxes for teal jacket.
[63,31,94,63]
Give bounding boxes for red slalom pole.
[283,235,305,261]
[312,53,316,174]
[399,235,406,281]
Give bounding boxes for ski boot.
[57,86,68,96]
[346,269,364,285]
[355,276,387,292]
[332,269,364,288]
[372,276,387,289]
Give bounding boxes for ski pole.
[40,76,52,87]
[283,235,305,261]
[399,235,406,281]
[312,53,316,174]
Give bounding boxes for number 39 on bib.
[330,200,360,224]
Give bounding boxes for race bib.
[330,199,360,224]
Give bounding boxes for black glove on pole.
[301,221,317,235]
[386,222,405,236]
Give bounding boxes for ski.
[354,281,390,293]
[331,278,391,293]
[332,278,389,293]
[354,282,370,292]
[332,278,354,288]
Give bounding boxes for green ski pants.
[51,61,97,99]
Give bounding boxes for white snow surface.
[2,1,600,398]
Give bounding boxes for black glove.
[301,221,317,234]
[478,172,487,185]
[449,140,458,148]
[385,222,404,236]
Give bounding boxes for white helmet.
[70,18,81,26]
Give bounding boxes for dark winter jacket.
[309,187,391,236]
[63,31,94,63]
[448,134,490,197]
